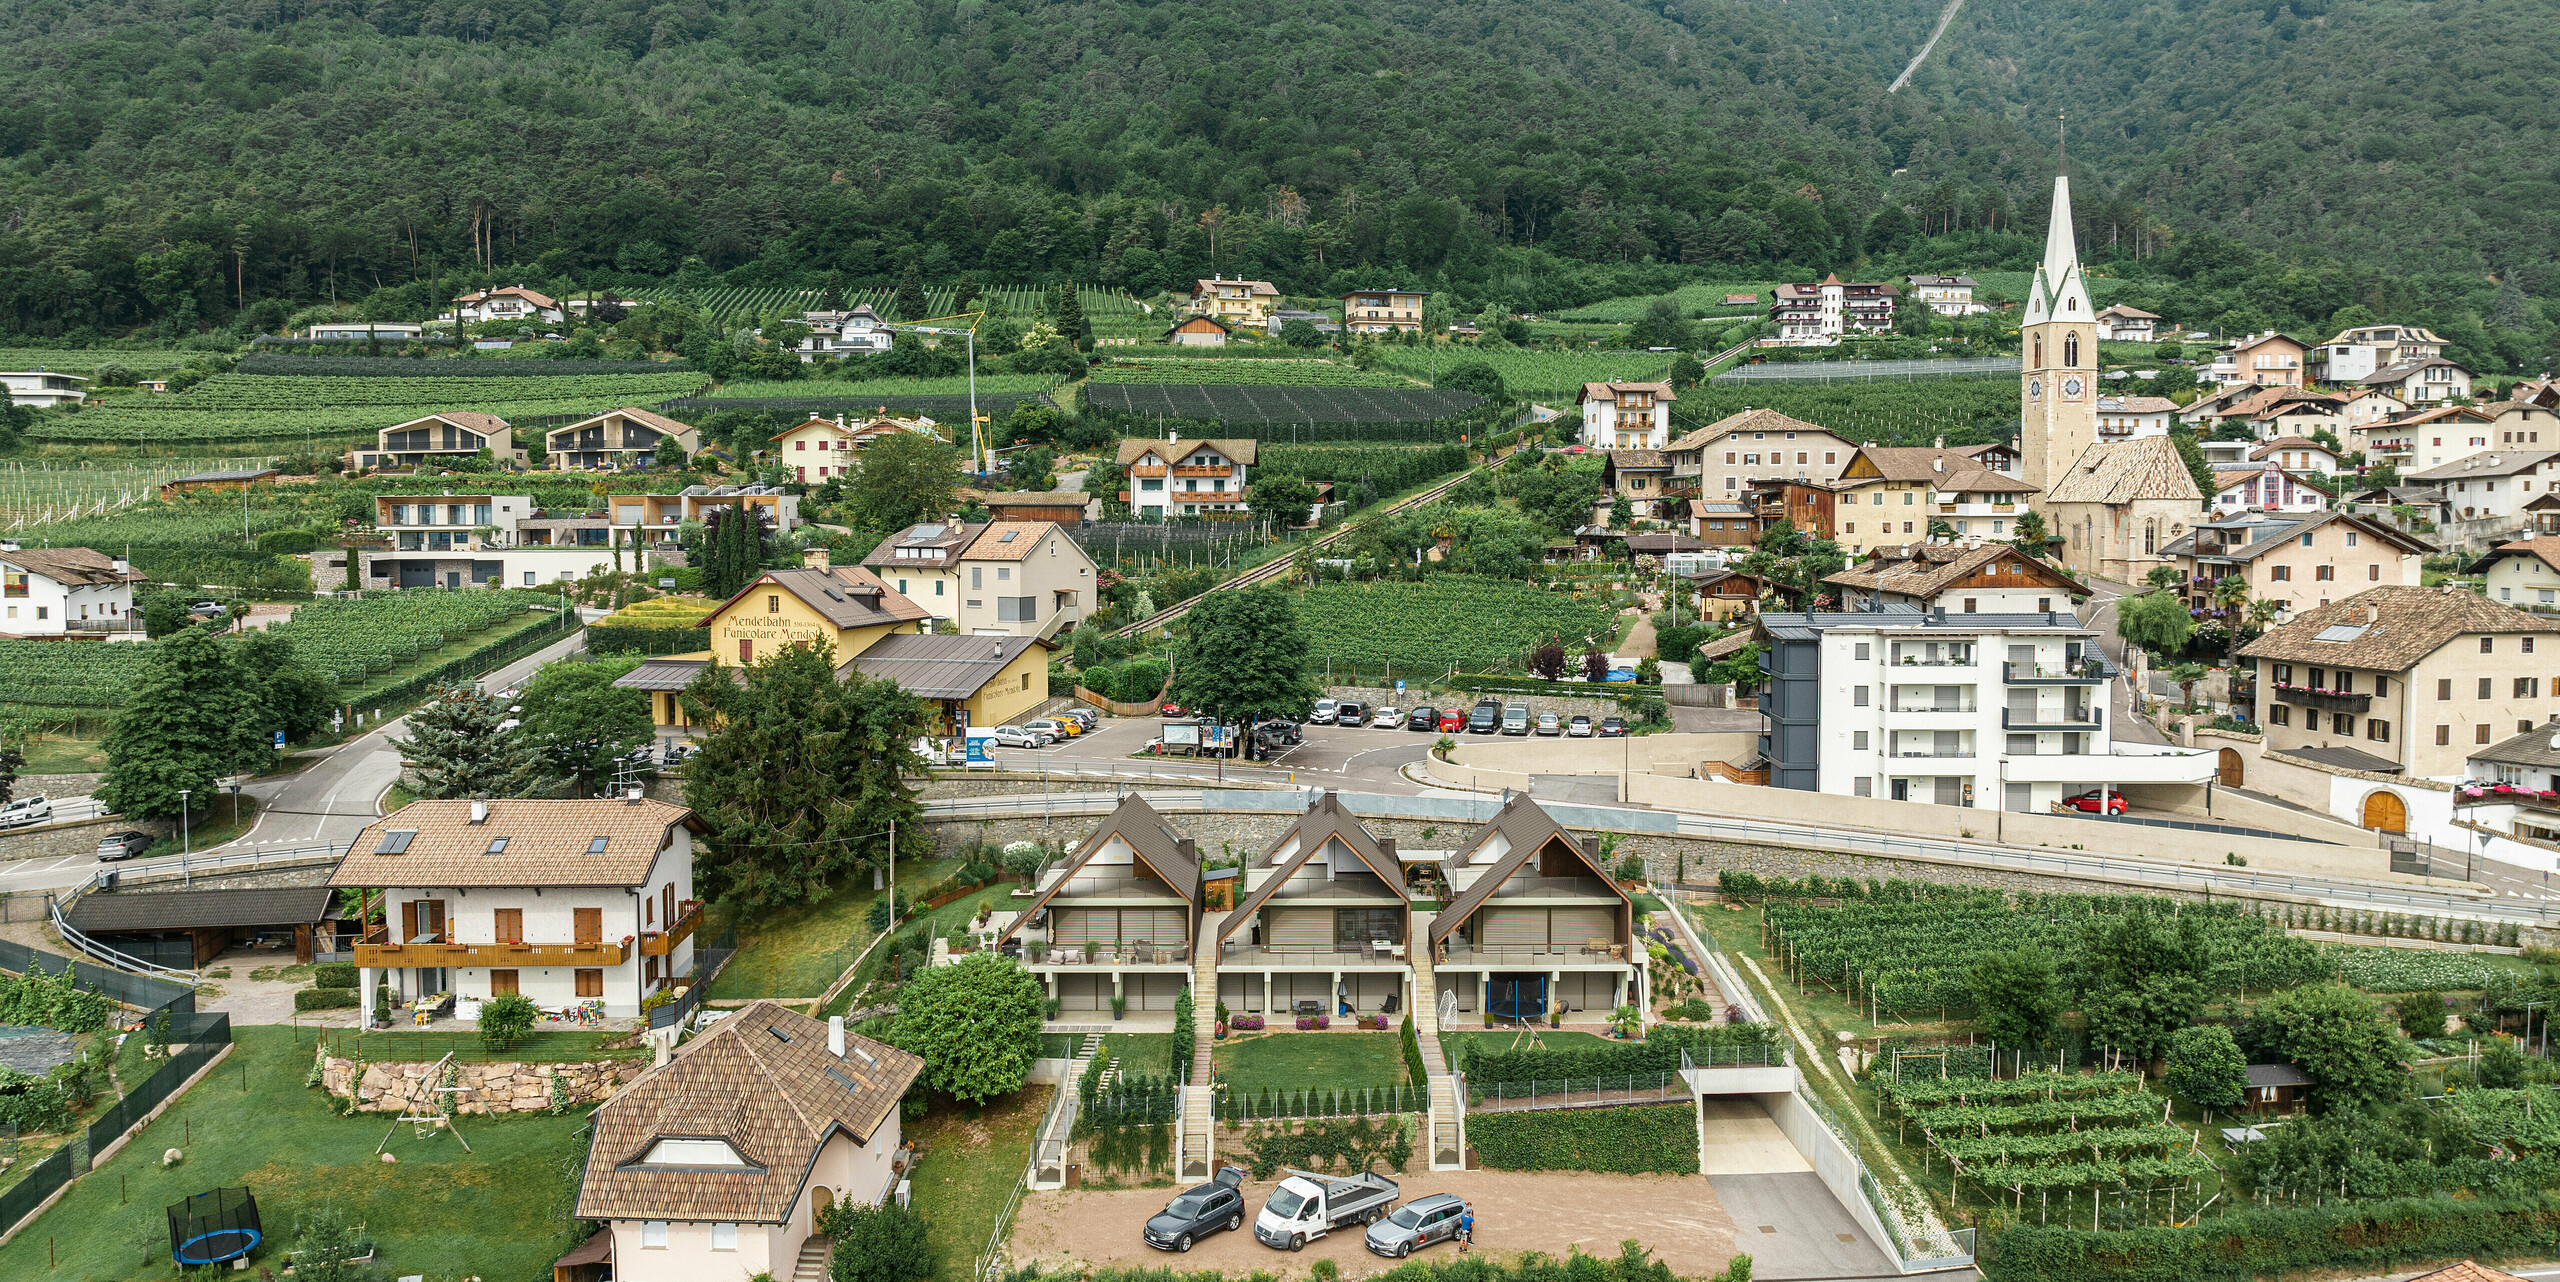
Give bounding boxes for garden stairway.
[1410,938,1465,1170]
[790,1236,830,1282]
[1179,940,1218,1178]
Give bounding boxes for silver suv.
[1366,1193,1467,1258]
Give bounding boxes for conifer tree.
[891,262,928,322]
[1054,284,1091,350]
[389,683,542,800]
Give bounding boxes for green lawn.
[314,1027,647,1064]
[1099,1032,1179,1080]
[1213,1031,1406,1093]
[716,856,962,1001]
[906,1086,1043,1282]
[0,1026,592,1282]
[1438,1028,1615,1071]
[18,731,106,775]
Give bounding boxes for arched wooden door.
[812,1186,835,1230]
[2217,748,2244,787]
[2362,790,2408,833]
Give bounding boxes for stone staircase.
[1411,936,1465,1170]
[1179,940,1219,1178]
[790,1235,831,1282]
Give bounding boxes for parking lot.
[1010,1167,1746,1280]
[984,709,1449,788]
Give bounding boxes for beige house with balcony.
[1118,435,1256,518]
[546,407,700,471]
[1428,793,1640,1021]
[2469,537,2560,612]
[1213,791,1416,1021]
[2237,586,2560,785]
[335,798,708,1023]
[996,795,1202,1016]
[1666,408,1855,501]
[1187,278,1281,327]
[349,411,526,470]
[1829,445,2039,551]
[1341,289,1425,336]
[2166,510,2430,623]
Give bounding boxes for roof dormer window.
[638,1137,755,1168]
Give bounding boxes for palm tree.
[2211,574,2249,615]
[2168,661,2211,714]
[2245,598,2282,632]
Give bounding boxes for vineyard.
[705,374,1061,398]
[0,641,156,708]
[1083,383,1484,425]
[265,590,556,684]
[1258,444,1470,494]
[27,369,709,446]
[0,461,266,530]
[658,394,1048,424]
[1875,1071,2213,1221]
[618,284,1149,331]
[1553,283,1777,322]
[1669,379,2020,446]
[1370,348,1673,403]
[1764,892,2334,1018]
[2323,944,2531,993]
[1087,360,1413,388]
[0,348,203,374]
[1296,579,1619,672]
[234,355,686,378]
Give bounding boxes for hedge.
[584,622,707,656]
[1459,1022,1781,1084]
[1400,1010,1429,1087]
[294,988,359,1011]
[311,962,358,989]
[1984,1193,2560,1282]
[1465,1102,1696,1174]
[352,611,573,709]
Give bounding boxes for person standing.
[1459,1206,1474,1249]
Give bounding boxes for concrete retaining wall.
[1761,1088,1933,1273]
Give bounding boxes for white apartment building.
[1905,275,1986,317]
[2410,450,2560,527]
[445,285,569,325]
[2096,395,2179,441]
[1117,434,1255,518]
[363,493,628,589]
[2095,305,2162,342]
[0,545,141,635]
[338,798,707,1022]
[2311,325,2446,383]
[1767,276,1897,346]
[794,306,895,361]
[2361,358,2474,408]
[0,370,88,409]
[2251,437,2342,474]
[1755,605,2216,809]
[1576,381,1675,449]
[863,519,1095,637]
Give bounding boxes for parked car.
[1406,706,1439,731]
[1335,700,1367,727]
[1256,720,1304,748]
[1597,717,1628,737]
[1022,717,1077,740]
[1535,712,1561,736]
[95,830,153,861]
[1255,1169,1399,1251]
[1466,702,1502,734]
[1500,706,1532,736]
[1160,702,1187,717]
[2064,788,2129,815]
[1062,708,1099,731]
[989,725,1051,749]
[0,795,51,829]
[1437,708,1464,732]
[189,601,221,615]
[1311,697,1339,724]
[1566,715,1594,737]
[1370,705,1401,728]
[1366,1193,1469,1259]
[1146,1167,1249,1253]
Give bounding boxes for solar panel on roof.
[376,830,416,854]
[2314,624,2369,642]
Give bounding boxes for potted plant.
[1215,1020,1229,1040]
[1027,940,1050,963]
[1083,939,1102,962]
[1110,995,1128,1022]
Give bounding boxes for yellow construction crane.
[900,310,998,476]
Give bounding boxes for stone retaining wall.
[321,1055,641,1114]
[0,815,173,863]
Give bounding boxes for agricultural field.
[27,369,708,446]
[1876,1070,2214,1219]
[1670,378,2021,446]
[706,373,1061,398]
[621,284,1141,328]
[1297,578,1619,672]
[0,640,157,708]
[0,347,207,374]
[0,460,265,530]
[234,355,684,378]
[1553,282,1778,322]
[1084,382,1483,425]
[660,393,1048,424]
[1087,359,1413,387]
[266,590,556,684]
[2324,944,2536,993]
[1371,348,1672,403]
[1766,892,2334,1019]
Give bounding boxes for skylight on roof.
[998,531,1017,542]
[2314,624,2370,643]
[587,836,609,854]
[486,837,508,856]
[376,830,416,854]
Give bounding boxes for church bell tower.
[2020,122,2099,498]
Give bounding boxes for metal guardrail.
[50,841,348,980]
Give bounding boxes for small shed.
[984,492,1092,524]
[1166,316,1231,348]
[552,1227,614,1282]
[159,468,280,500]
[65,886,339,967]
[2244,1062,2311,1115]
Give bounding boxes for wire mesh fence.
[88,1013,233,1159]
[1716,357,2019,382]
[1212,1082,1423,1122]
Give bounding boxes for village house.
[1340,289,1425,335]
[1577,382,1676,450]
[2361,357,2474,408]
[2310,324,2447,384]
[1822,542,2083,615]
[348,411,526,471]
[1600,451,1676,522]
[1187,278,1282,327]
[2248,396,2350,444]
[1683,568,1768,621]
[2483,398,2560,446]
[2094,305,2162,342]
[2210,465,2329,515]
[2342,387,2412,432]
[0,545,142,635]
[794,305,896,360]
[445,286,569,326]
[2251,437,2342,475]
[2235,586,2560,788]
[338,797,707,1024]
[545,407,700,472]
[1684,498,1760,546]
[362,493,622,590]
[1904,274,1986,317]
[1768,275,1897,345]
[573,1001,923,1282]
[1118,434,1256,518]
[1665,408,1854,500]
[2206,332,2309,389]
[2096,395,2180,441]
[770,414,942,483]
[1165,316,1232,347]
[2165,510,2431,622]
[2468,536,2560,611]
[1826,444,2040,552]
[2409,449,2560,536]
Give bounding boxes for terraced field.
[26,371,707,445]
[1083,382,1483,425]
[1087,360,1411,387]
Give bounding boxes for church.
[2018,149,2201,584]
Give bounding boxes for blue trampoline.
[169,1187,261,1265]
[1486,975,1548,1024]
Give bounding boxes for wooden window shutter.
[494,909,523,943]
[575,969,603,998]
[574,908,602,944]
[491,969,519,995]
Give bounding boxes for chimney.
[1168,427,1180,445]
[1580,836,1601,861]
[1932,457,1944,473]
[626,786,645,804]
[803,546,832,571]
[1177,837,1198,867]
[828,1014,847,1058]
[468,797,488,824]
[1933,436,1945,450]
[1378,836,1397,861]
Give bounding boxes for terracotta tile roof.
[1219,791,1403,942]
[1845,446,2037,492]
[1606,450,1669,470]
[2097,396,2180,413]
[841,633,1045,699]
[861,522,985,568]
[1578,381,1676,404]
[1117,438,1259,466]
[961,522,1058,561]
[705,567,932,632]
[330,798,704,889]
[1,546,143,587]
[1428,794,1626,944]
[1193,278,1280,297]
[2043,436,2203,504]
[574,1001,923,1224]
[1823,544,2077,601]
[2250,437,2335,458]
[2236,585,2560,673]
[453,285,561,309]
[2472,536,2560,577]
[2409,450,2560,482]
[2096,304,2162,320]
[1666,408,1836,453]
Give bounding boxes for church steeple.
[2019,114,2099,501]
[2023,116,2093,328]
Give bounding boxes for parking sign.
[1395,680,1406,695]
[274,730,286,749]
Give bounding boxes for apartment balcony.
[2271,686,2370,714]
[1171,465,1234,478]
[355,938,628,968]
[641,900,704,956]
[2004,659,2109,685]
[1440,942,1633,966]
[2001,706,2104,732]
[1019,941,1192,967]
[1218,943,1410,969]
[1127,464,1169,478]
[1889,749,1977,759]
[1890,652,1978,668]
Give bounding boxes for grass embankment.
[1213,1030,1407,1093]
[906,1086,1043,1282]
[314,1027,646,1064]
[710,856,962,1003]
[0,1026,590,1282]
[1438,1028,1615,1068]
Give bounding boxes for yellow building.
[611,552,1051,735]
[1341,289,1425,335]
[1187,278,1280,327]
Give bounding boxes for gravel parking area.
[1010,1167,1742,1279]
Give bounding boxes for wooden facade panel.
[1268,907,1333,951]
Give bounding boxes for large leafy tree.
[1166,588,1318,721]
[234,630,336,744]
[888,951,1045,1105]
[1967,949,2065,1052]
[388,683,543,800]
[97,627,272,821]
[517,656,655,794]
[828,1200,931,1282]
[680,642,930,909]
[2162,1025,2249,1112]
[2077,911,2208,1067]
[2115,588,2195,659]
[2242,983,2408,1113]
[848,432,962,531]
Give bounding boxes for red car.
[2063,789,2128,815]
[1160,702,1186,717]
[1437,708,1464,732]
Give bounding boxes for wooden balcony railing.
[1171,465,1233,477]
[1127,464,1169,477]
[642,900,705,956]
[355,939,628,967]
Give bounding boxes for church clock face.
[2062,376,2085,400]
[2027,378,2043,401]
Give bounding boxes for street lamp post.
[179,788,192,857]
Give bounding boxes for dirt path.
[1012,1168,1740,1279]
[1615,612,1657,660]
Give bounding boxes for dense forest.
[0,0,2551,368]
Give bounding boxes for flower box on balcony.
[1294,1015,1330,1031]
